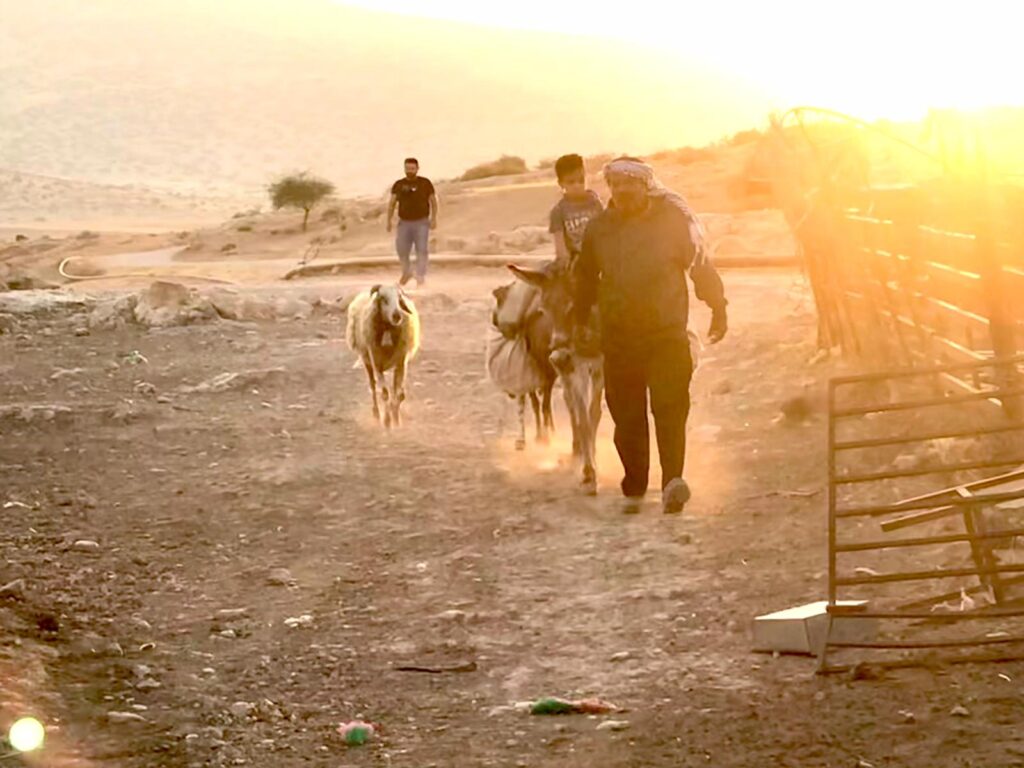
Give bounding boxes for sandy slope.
[2,139,794,291]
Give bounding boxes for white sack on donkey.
[485,329,547,395]
[346,284,420,428]
[486,281,556,450]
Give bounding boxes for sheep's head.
[370,284,413,327]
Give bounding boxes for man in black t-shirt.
[387,158,438,287]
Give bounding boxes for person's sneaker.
[662,479,691,514]
[621,496,643,515]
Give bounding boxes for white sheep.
[346,284,420,427]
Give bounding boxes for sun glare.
[338,0,1023,120]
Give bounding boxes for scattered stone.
[217,608,249,619]
[181,368,286,395]
[134,281,218,328]
[0,579,26,600]
[134,382,157,397]
[284,615,314,629]
[218,630,237,640]
[853,566,880,578]
[609,651,633,663]
[136,679,162,691]
[273,296,314,320]
[596,720,631,732]
[436,609,467,624]
[255,700,285,721]
[156,395,172,404]
[950,705,970,718]
[88,295,137,330]
[133,665,153,679]
[108,401,144,424]
[780,395,816,423]
[230,702,256,718]
[899,710,916,724]
[206,290,276,322]
[850,662,881,681]
[108,712,148,724]
[71,539,101,553]
[267,568,295,587]
[51,367,88,380]
[74,327,90,337]
[201,668,216,677]
[857,761,875,768]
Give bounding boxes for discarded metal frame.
[819,356,1024,673]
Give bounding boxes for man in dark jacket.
[576,157,727,514]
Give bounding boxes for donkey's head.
[507,259,577,358]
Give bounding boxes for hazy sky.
[2,0,1021,195]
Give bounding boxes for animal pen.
[767,108,1024,670]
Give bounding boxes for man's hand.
[708,307,728,344]
[386,219,393,233]
[430,219,438,231]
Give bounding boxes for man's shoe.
[621,496,643,515]
[662,479,691,514]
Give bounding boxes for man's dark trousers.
[603,334,693,498]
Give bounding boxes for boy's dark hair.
[554,154,584,182]
[404,157,419,166]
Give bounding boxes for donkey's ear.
[398,293,413,314]
[507,264,547,288]
[369,284,381,296]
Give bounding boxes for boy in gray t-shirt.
[549,154,604,263]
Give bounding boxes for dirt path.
[2,270,1023,767]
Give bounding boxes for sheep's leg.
[529,391,546,444]
[515,395,526,451]
[381,383,392,429]
[392,357,407,427]
[362,356,380,423]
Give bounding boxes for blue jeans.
[396,218,430,281]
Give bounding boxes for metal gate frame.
[820,355,1024,673]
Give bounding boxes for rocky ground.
[2,271,1023,768]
